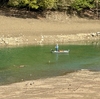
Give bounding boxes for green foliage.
[56,0,71,10]
[71,0,95,11]
[7,0,100,11]
[8,0,38,9]
[8,0,20,7]
[29,0,38,9]
[8,0,57,9]
[38,0,57,9]
[20,0,29,7]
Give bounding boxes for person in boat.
[55,44,59,51]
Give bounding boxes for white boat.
[51,50,70,54]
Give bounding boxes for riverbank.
[0,15,100,46]
[0,69,100,99]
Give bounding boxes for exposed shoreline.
[0,33,100,46]
[0,15,100,46]
[0,69,100,99]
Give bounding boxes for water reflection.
[55,53,69,61]
[55,54,59,61]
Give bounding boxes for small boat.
[51,50,70,54]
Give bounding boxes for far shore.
[0,15,100,46]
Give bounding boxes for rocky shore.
[0,32,100,46]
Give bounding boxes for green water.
[0,43,100,85]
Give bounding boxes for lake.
[0,41,100,85]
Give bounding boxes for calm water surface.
[0,42,100,85]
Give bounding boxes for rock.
[91,33,96,37]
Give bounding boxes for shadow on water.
[0,41,100,85]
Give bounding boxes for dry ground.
[0,15,100,36]
[0,70,100,99]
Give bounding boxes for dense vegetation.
[0,0,99,10]
[0,0,100,18]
